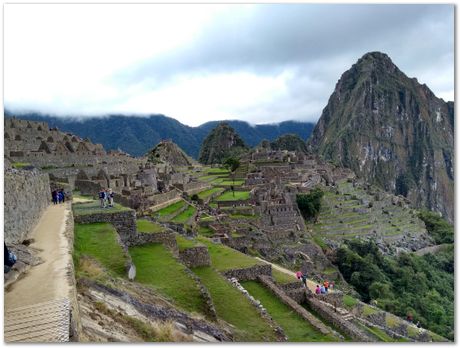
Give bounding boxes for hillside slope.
[307,52,454,222]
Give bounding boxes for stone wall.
[134,232,179,255]
[148,189,181,206]
[75,179,102,196]
[4,168,51,243]
[179,246,210,268]
[222,264,272,281]
[257,275,335,337]
[73,210,137,247]
[305,295,373,342]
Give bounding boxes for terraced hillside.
[311,179,433,253]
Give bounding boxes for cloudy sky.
[4,3,454,126]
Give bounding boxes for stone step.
[4,298,71,343]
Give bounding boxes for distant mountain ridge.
[4,110,315,159]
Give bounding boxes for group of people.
[52,189,66,204]
[296,271,334,295]
[98,188,114,208]
[315,280,334,294]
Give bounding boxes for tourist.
[320,285,326,294]
[4,242,17,274]
[58,190,64,204]
[108,188,114,207]
[315,285,321,294]
[52,190,58,205]
[324,280,329,293]
[60,189,65,203]
[99,189,106,208]
[300,273,308,288]
[329,281,335,290]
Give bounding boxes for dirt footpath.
[5,203,72,310]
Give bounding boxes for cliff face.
[146,141,194,167]
[308,52,454,222]
[198,123,248,164]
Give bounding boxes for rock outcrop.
[270,134,309,153]
[198,123,248,164]
[146,140,194,167]
[308,52,454,222]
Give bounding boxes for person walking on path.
[99,189,106,208]
[108,188,114,207]
[320,284,326,294]
[324,280,329,293]
[52,190,58,205]
[296,271,307,288]
[58,190,63,204]
[315,284,321,294]
[4,243,17,273]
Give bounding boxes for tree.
[223,157,241,195]
[296,188,324,221]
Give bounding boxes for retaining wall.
[257,275,334,336]
[73,210,137,247]
[222,264,272,281]
[5,168,51,243]
[179,246,211,268]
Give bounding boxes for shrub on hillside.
[296,188,324,221]
[418,210,454,244]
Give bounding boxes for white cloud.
[4,4,454,125]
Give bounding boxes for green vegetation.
[334,239,453,340]
[197,226,214,237]
[229,213,258,220]
[175,235,199,251]
[197,188,223,200]
[192,266,276,341]
[272,269,296,284]
[72,201,131,216]
[296,188,323,221]
[223,157,240,173]
[343,295,358,309]
[171,205,196,223]
[154,200,185,218]
[242,280,337,342]
[197,237,261,271]
[12,162,32,169]
[207,167,230,174]
[129,243,206,316]
[74,223,127,277]
[216,190,250,201]
[418,210,454,244]
[136,219,164,233]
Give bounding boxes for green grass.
[272,269,296,284]
[72,201,131,216]
[197,237,262,271]
[192,266,276,341]
[197,188,224,200]
[343,295,358,309]
[171,205,196,224]
[229,214,258,220]
[129,243,206,316]
[207,168,230,174]
[12,162,31,169]
[322,267,337,275]
[72,191,95,201]
[176,235,199,251]
[136,219,164,233]
[241,281,337,342]
[363,305,378,316]
[200,215,216,222]
[198,226,215,237]
[216,191,251,201]
[74,223,127,277]
[154,200,185,218]
[218,179,245,186]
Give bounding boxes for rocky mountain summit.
[308,52,454,223]
[146,140,194,167]
[270,134,309,153]
[198,123,248,164]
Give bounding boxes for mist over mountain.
[4,110,315,159]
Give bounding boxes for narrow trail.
[255,257,321,292]
[5,202,72,310]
